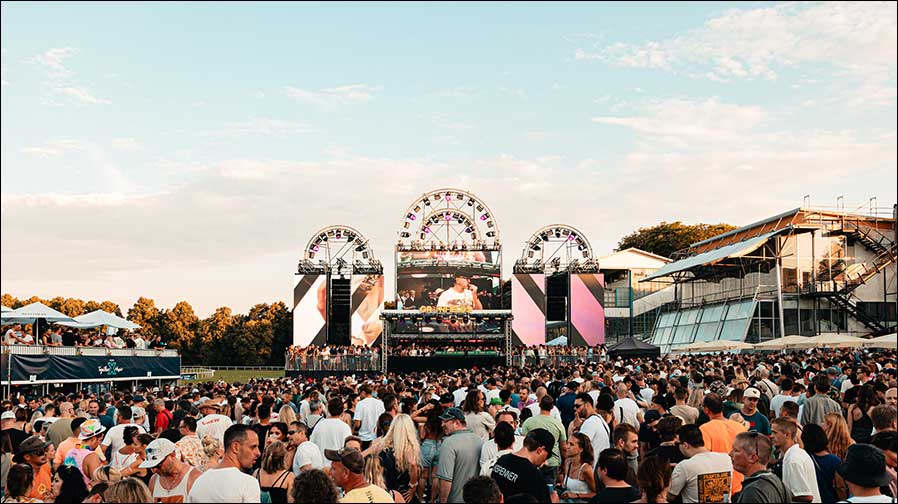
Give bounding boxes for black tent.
[607,337,661,359]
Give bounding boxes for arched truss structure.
[297,225,382,275]
[396,188,501,250]
[514,224,600,273]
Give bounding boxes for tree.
[160,301,200,361]
[1,294,21,309]
[58,298,86,317]
[198,307,237,365]
[127,297,163,342]
[616,221,738,259]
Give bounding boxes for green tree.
[58,298,86,317]
[198,307,237,365]
[98,301,123,317]
[267,302,292,366]
[616,221,738,258]
[160,301,200,361]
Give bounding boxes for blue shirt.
[737,410,771,435]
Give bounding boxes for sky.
[1,1,896,317]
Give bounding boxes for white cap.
[1,411,15,421]
[139,438,178,468]
[743,387,762,400]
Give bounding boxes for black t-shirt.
[62,332,76,346]
[589,485,641,503]
[638,423,660,451]
[645,444,684,465]
[491,453,551,503]
[2,427,28,453]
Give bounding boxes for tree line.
[0,294,292,367]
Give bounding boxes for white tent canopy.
[1,302,76,324]
[1,305,12,313]
[865,333,896,349]
[56,310,141,330]
[798,333,869,349]
[753,335,812,350]
[546,336,568,346]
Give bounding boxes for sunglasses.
[287,430,297,435]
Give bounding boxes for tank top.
[63,446,93,485]
[257,470,291,504]
[151,468,194,503]
[851,407,873,443]
[563,462,592,502]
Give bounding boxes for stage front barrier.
[2,345,181,385]
[285,352,382,372]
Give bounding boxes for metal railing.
[285,354,382,372]
[1,344,179,358]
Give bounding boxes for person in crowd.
[801,423,847,503]
[489,428,554,503]
[3,463,37,504]
[481,422,517,477]
[436,407,484,504]
[871,405,897,433]
[373,413,421,502]
[633,455,672,504]
[670,387,699,426]
[770,417,821,503]
[698,392,746,494]
[591,448,641,503]
[521,395,567,490]
[462,390,496,442]
[836,444,895,503]
[646,415,685,467]
[326,447,394,503]
[612,383,643,430]
[769,378,798,420]
[100,406,147,456]
[419,401,445,502]
[200,435,223,473]
[104,477,153,503]
[736,388,771,435]
[612,423,640,475]
[45,402,75,449]
[48,464,89,503]
[462,476,503,504]
[12,436,53,501]
[824,412,856,462]
[310,397,353,468]
[291,468,340,503]
[252,440,294,504]
[2,410,28,452]
[354,385,385,451]
[801,375,843,427]
[668,424,734,503]
[52,417,87,470]
[265,421,289,448]
[153,399,174,435]
[290,421,324,473]
[143,438,203,503]
[176,416,206,469]
[63,419,106,487]
[91,465,122,485]
[729,431,789,503]
[558,432,596,502]
[187,424,261,502]
[195,399,232,447]
[869,431,897,499]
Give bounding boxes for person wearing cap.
[770,417,821,503]
[437,274,482,310]
[187,424,261,502]
[736,388,771,435]
[436,407,484,503]
[489,427,555,502]
[53,417,103,468]
[144,438,203,503]
[64,419,107,487]
[13,435,53,501]
[638,409,664,455]
[325,447,393,503]
[835,443,894,503]
[100,405,148,456]
[195,398,233,447]
[2,409,28,451]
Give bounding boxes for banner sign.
[3,353,181,384]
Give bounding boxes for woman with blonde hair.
[823,412,855,461]
[252,441,294,504]
[278,404,298,427]
[104,477,153,503]
[373,413,421,503]
[91,465,123,484]
[200,435,224,472]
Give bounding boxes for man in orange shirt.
[699,393,747,494]
[13,436,54,501]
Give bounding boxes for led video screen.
[395,250,501,310]
[570,273,605,346]
[292,274,327,348]
[350,274,384,347]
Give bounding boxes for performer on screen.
[437,273,483,310]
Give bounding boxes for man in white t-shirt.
[187,424,261,502]
[353,385,385,447]
[309,398,352,468]
[437,274,483,310]
[575,393,610,468]
[668,424,734,503]
[101,406,148,455]
[290,422,324,474]
[527,387,562,422]
[195,400,233,446]
[613,383,643,429]
[771,418,821,503]
[479,411,524,474]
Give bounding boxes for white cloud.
[112,138,144,151]
[202,118,317,138]
[21,138,86,158]
[284,84,382,107]
[30,47,79,79]
[575,2,897,99]
[55,86,111,105]
[431,115,473,131]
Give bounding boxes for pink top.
[64,446,94,485]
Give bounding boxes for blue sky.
[2,1,896,316]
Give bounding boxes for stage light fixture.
[540,233,549,241]
[456,193,464,200]
[476,204,484,212]
[467,199,474,206]
[444,193,451,201]
[408,213,417,221]
[423,199,431,206]
[424,226,432,234]
[485,231,495,238]
[480,213,490,220]
[555,230,561,238]
[362,251,369,259]
[445,214,452,221]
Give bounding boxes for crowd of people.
[1,345,897,503]
[2,324,165,350]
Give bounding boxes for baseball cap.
[526,428,556,454]
[132,395,146,403]
[324,447,365,473]
[438,407,465,422]
[439,393,455,405]
[139,439,178,469]
[644,410,662,424]
[132,406,146,418]
[1,411,15,421]
[489,397,504,406]
[743,388,762,400]
[79,419,107,440]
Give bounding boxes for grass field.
[182,369,284,384]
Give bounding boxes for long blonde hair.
[824,412,855,460]
[104,478,153,503]
[380,413,421,474]
[278,405,298,427]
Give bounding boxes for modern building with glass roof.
[642,205,897,354]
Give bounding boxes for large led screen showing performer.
[395,250,501,310]
[350,274,384,347]
[292,274,327,347]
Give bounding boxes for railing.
[180,367,215,379]
[285,354,382,372]
[1,344,179,358]
[510,354,599,368]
